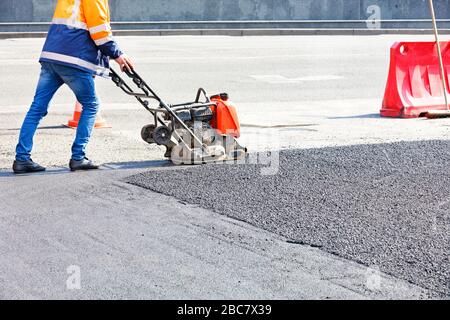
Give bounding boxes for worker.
[13,0,134,174]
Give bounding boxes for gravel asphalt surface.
[127,140,450,297]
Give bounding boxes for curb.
[0,28,447,39]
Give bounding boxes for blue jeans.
[15,62,99,161]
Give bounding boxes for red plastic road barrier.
[381,41,450,118]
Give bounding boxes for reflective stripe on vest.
[89,23,111,34]
[94,36,114,46]
[52,18,88,30]
[40,51,108,75]
[52,0,86,30]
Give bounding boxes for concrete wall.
[0,0,449,23]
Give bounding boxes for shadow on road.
[0,159,171,178]
[102,160,171,170]
[327,113,381,120]
[6,125,69,131]
[0,167,69,177]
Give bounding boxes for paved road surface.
[0,165,428,299]
[0,35,448,299]
[128,141,450,296]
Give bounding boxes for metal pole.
[429,0,449,110]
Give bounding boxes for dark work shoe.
[69,157,100,172]
[13,159,46,174]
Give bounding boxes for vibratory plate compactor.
[110,68,247,164]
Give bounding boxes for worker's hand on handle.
[114,54,135,72]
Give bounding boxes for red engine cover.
[210,96,241,138]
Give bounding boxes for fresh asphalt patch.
[126,140,450,296]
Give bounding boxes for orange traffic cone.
[66,101,111,129]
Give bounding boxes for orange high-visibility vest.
[40,0,122,76]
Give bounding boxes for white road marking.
[251,74,344,84]
[0,59,38,65]
[0,103,144,113]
